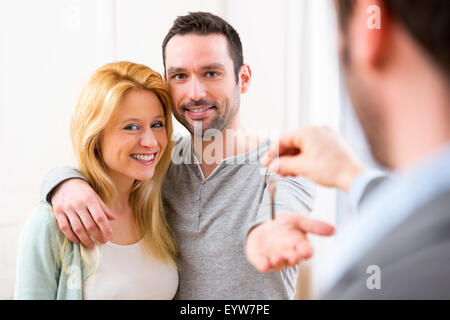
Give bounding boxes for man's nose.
[140,128,158,148]
[188,76,206,101]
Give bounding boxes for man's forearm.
[40,166,88,203]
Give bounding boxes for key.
[261,167,279,220]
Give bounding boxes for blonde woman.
[15,61,178,299]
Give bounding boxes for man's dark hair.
[336,0,450,79]
[162,12,244,83]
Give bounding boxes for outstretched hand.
[245,213,335,273]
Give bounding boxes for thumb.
[269,155,306,177]
[294,216,335,236]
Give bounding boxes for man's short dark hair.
[162,12,244,83]
[336,0,450,79]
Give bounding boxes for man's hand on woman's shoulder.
[51,178,115,248]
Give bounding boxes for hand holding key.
[262,126,365,192]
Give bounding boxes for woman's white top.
[83,241,178,300]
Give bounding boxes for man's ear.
[350,0,391,71]
[239,64,252,94]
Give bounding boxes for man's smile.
[184,106,216,119]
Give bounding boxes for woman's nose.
[140,128,159,148]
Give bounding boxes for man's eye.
[173,74,186,81]
[206,71,219,78]
[124,124,139,131]
[151,121,164,128]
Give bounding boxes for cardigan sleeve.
[14,202,63,299]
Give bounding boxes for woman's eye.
[151,121,164,128]
[124,124,139,131]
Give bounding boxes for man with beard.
[248,0,450,299]
[39,12,335,299]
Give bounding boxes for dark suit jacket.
[324,188,450,299]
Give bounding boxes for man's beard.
[340,40,392,168]
[173,93,240,137]
[178,112,230,136]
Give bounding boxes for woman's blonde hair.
[61,61,177,273]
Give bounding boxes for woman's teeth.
[130,154,156,161]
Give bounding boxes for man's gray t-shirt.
[41,135,315,299]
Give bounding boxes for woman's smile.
[129,152,158,165]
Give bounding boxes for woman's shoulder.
[27,202,57,226]
[21,202,63,245]
[32,201,54,214]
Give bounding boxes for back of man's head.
[335,0,450,168]
[337,0,450,81]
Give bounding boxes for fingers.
[245,214,331,274]
[98,197,116,221]
[272,262,289,272]
[274,234,309,268]
[269,249,304,271]
[285,248,302,266]
[50,178,114,247]
[53,198,113,247]
[268,241,312,272]
[249,253,271,273]
[262,132,301,167]
[268,155,306,177]
[65,208,95,248]
[78,205,108,244]
[296,241,314,260]
[269,254,285,270]
[255,234,306,272]
[262,131,309,177]
[249,249,302,273]
[87,200,113,242]
[295,216,335,236]
[54,210,79,244]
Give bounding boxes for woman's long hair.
[60,61,177,274]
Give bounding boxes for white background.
[0,0,372,299]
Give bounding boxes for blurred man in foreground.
[247,0,450,298]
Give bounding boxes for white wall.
[0,0,111,298]
[0,0,342,299]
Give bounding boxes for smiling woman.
[100,88,168,183]
[14,61,179,299]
